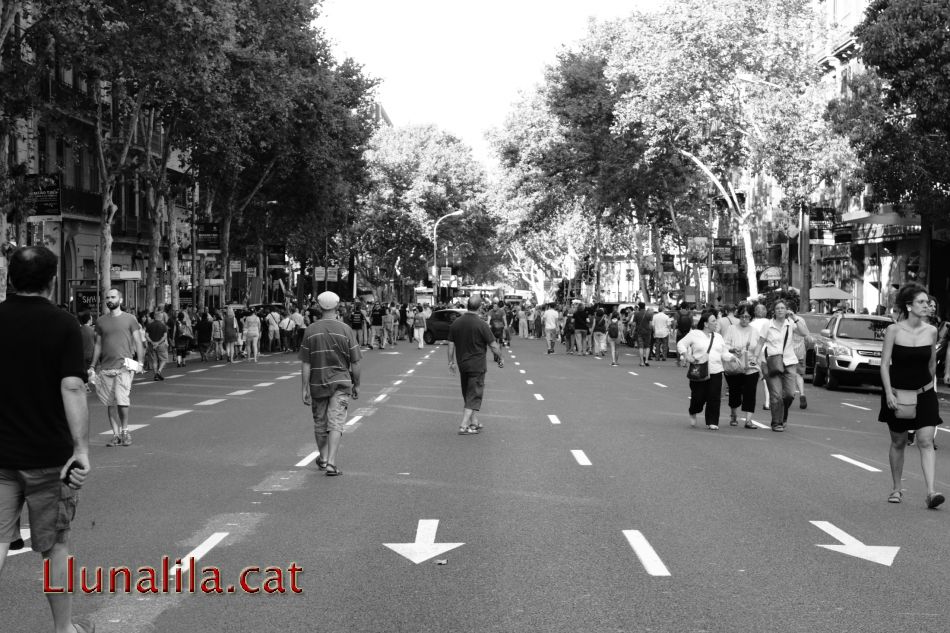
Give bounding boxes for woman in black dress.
[880,283,943,508]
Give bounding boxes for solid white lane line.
[831,454,882,472]
[622,530,671,577]
[571,450,592,466]
[195,399,225,406]
[99,424,148,435]
[227,390,254,396]
[254,382,274,387]
[345,415,363,427]
[296,451,319,467]
[394,380,403,385]
[526,380,534,385]
[548,415,561,425]
[842,403,871,411]
[188,369,207,373]
[534,394,544,401]
[628,371,639,376]
[653,382,667,388]
[155,410,192,418]
[169,532,229,577]
[374,394,387,403]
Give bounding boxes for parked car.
[812,314,893,390]
[423,308,466,344]
[796,313,832,380]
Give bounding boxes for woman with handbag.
[723,303,760,429]
[677,309,727,430]
[880,283,943,508]
[754,300,809,432]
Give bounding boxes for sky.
[316,0,658,169]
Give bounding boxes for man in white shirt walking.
[542,303,560,354]
[651,309,672,362]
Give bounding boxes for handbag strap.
[706,334,714,354]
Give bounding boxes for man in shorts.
[448,295,503,435]
[145,311,169,380]
[542,303,560,354]
[0,246,94,633]
[89,288,145,447]
[300,292,361,477]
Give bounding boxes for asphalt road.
[4,337,950,633]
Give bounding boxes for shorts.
[0,467,77,552]
[96,369,133,407]
[460,371,486,411]
[149,341,169,364]
[311,390,350,437]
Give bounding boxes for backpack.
[608,319,619,338]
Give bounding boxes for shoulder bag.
[766,325,789,377]
[686,334,714,382]
[893,386,927,420]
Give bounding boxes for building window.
[55,138,65,175]
[74,148,84,190]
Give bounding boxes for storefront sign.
[809,207,836,246]
[26,174,61,219]
[712,238,733,265]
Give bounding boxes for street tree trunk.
[145,182,163,312]
[166,195,180,312]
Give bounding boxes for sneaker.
[120,430,132,446]
[706,425,719,430]
[799,395,807,409]
[772,425,785,432]
[744,421,758,429]
[106,435,122,447]
[729,415,738,426]
[763,403,770,411]
[10,537,25,550]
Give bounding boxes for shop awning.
[809,286,852,301]
[840,211,920,227]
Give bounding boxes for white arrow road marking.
[534,394,544,400]
[383,520,464,564]
[548,415,561,425]
[810,521,899,566]
[831,454,882,472]
[195,399,225,406]
[169,532,229,577]
[842,403,871,411]
[653,382,667,388]
[155,410,192,418]
[8,528,31,557]
[227,390,254,396]
[571,450,592,466]
[622,530,671,576]
[99,424,148,435]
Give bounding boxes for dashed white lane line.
[296,451,319,467]
[188,369,207,373]
[345,415,363,427]
[514,362,521,366]
[169,532,229,578]
[571,450,592,466]
[622,530,671,577]
[526,380,534,385]
[227,390,254,396]
[212,364,225,368]
[195,399,225,406]
[393,380,403,385]
[165,374,184,379]
[534,394,544,401]
[842,403,871,411]
[749,420,770,429]
[407,370,415,374]
[831,454,882,472]
[628,371,639,377]
[374,394,387,403]
[653,382,667,388]
[99,424,148,435]
[253,382,274,387]
[548,415,561,425]
[416,361,423,366]
[155,410,192,418]
[511,355,517,359]
[519,370,526,374]
[276,375,294,380]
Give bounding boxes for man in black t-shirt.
[448,296,502,435]
[0,246,93,633]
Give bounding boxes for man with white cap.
[299,291,361,476]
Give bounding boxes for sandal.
[458,426,479,435]
[887,490,902,504]
[106,435,122,447]
[325,464,342,477]
[316,459,328,470]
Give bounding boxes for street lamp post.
[433,210,463,302]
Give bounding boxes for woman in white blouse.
[677,309,728,430]
[754,300,809,432]
[723,303,761,429]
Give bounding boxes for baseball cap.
[317,291,340,310]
